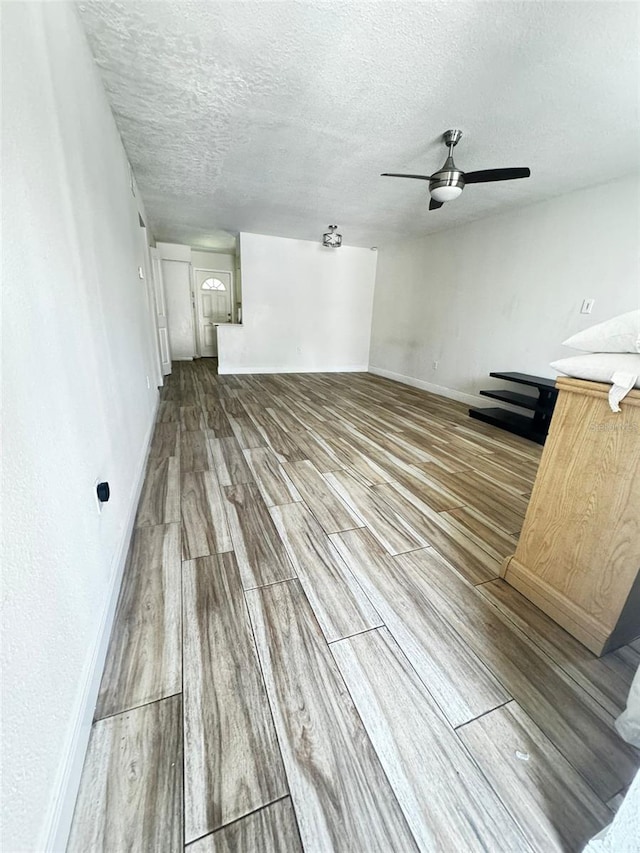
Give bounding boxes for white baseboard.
[218,364,369,375]
[368,365,486,408]
[45,395,159,852]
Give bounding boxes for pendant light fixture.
[322,224,342,248]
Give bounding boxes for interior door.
[151,248,172,374]
[194,270,232,357]
[162,259,194,360]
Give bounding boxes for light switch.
[580,298,595,314]
[138,266,144,280]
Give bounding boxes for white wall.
[156,241,192,262]
[2,5,160,850]
[191,250,235,273]
[369,178,640,404]
[218,233,377,373]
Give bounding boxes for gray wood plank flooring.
[243,447,302,507]
[228,415,267,449]
[444,504,520,562]
[180,429,211,472]
[187,798,302,852]
[136,456,180,527]
[149,421,180,458]
[95,523,181,720]
[202,405,235,437]
[458,702,612,851]
[209,436,254,486]
[182,552,287,841]
[477,578,639,717]
[158,400,180,423]
[374,480,503,583]
[245,580,418,852]
[69,364,639,851]
[396,547,639,800]
[181,471,232,559]
[180,405,206,432]
[282,459,364,534]
[224,483,296,589]
[325,468,428,554]
[331,527,510,726]
[287,426,344,472]
[332,628,531,851]
[68,696,183,852]
[270,501,381,642]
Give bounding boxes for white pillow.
[562,309,640,353]
[550,353,640,387]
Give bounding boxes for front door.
[194,270,232,357]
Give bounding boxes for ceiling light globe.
[430,185,463,203]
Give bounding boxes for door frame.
[192,267,235,357]
[139,224,164,386]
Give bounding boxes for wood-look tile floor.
[69,361,640,852]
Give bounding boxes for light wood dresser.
[502,377,640,656]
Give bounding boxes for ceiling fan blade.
[463,167,531,184]
[381,172,432,181]
[429,199,444,210]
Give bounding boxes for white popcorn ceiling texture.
[77,1,639,248]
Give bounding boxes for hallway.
[67,361,639,851]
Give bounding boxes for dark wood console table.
[469,372,558,445]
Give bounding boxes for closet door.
[161,259,195,360]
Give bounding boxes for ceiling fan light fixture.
[322,224,342,248]
[430,185,463,203]
[381,128,530,212]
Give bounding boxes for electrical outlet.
[432,360,439,370]
[580,298,595,314]
[138,266,144,280]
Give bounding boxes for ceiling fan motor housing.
[430,152,465,201]
[429,168,466,194]
[430,130,464,201]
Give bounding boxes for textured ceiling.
[77,1,640,248]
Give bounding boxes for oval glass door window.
[201,277,226,291]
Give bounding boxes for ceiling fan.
[382,129,531,210]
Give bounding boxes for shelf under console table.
[501,377,640,655]
[469,371,559,445]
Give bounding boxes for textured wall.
[369,178,640,403]
[218,233,377,373]
[2,4,159,849]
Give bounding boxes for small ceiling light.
[322,224,342,248]
[430,184,463,203]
